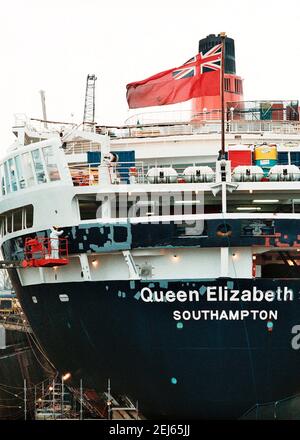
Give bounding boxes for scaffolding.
[34,379,76,420]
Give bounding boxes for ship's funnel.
[199,34,236,75]
[192,33,244,121]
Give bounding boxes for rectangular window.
[42,146,60,181]
[8,158,18,192]
[0,164,5,195]
[31,149,46,184]
[15,155,26,189]
[277,152,289,165]
[290,152,300,167]
[0,205,34,236]
[25,205,34,228]
[79,199,102,220]
[225,78,231,92]
[0,217,5,237]
[4,162,11,193]
[234,79,242,94]
[6,212,13,233]
[22,152,35,187]
[13,209,22,231]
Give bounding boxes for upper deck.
[0,103,299,239]
[1,107,300,198]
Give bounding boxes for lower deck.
[9,273,300,419]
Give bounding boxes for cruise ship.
[1,34,300,419]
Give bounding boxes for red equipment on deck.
[227,145,253,169]
[22,237,69,268]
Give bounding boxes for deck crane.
[83,74,97,130]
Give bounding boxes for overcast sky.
[0,0,299,153]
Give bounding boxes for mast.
[220,32,226,156]
[39,90,48,129]
[83,74,97,131]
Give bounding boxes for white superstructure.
[1,109,300,291]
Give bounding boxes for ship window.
[59,294,69,302]
[0,205,33,237]
[31,149,46,184]
[0,164,5,195]
[234,79,242,94]
[42,146,60,181]
[290,152,300,167]
[0,217,4,237]
[25,205,33,228]
[78,192,220,219]
[22,152,35,187]
[4,162,11,194]
[15,155,26,189]
[6,212,12,233]
[277,152,289,165]
[79,199,102,220]
[8,158,18,192]
[227,193,297,214]
[225,78,231,92]
[13,209,22,231]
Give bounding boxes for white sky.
[0,0,299,153]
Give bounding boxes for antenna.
[83,74,97,130]
[39,90,48,128]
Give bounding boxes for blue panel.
[87,151,101,164]
[277,152,289,165]
[117,151,135,183]
[87,151,135,183]
[290,152,300,167]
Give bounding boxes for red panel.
[191,74,244,121]
[271,103,284,121]
[228,150,252,169]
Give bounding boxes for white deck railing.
[95,119,300,141]
[68,162,219,186]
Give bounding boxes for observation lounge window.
[22,152,35,187]
[42,146,60,181]
[15,155,26,189]
[31,149,46,184]
[4,162,11,193]
[0,164,5,195]
[8,158,18,192]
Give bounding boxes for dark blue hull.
[9,273,300,419]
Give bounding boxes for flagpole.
[220,32,226,156]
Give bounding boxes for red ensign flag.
[126,44,222,109]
